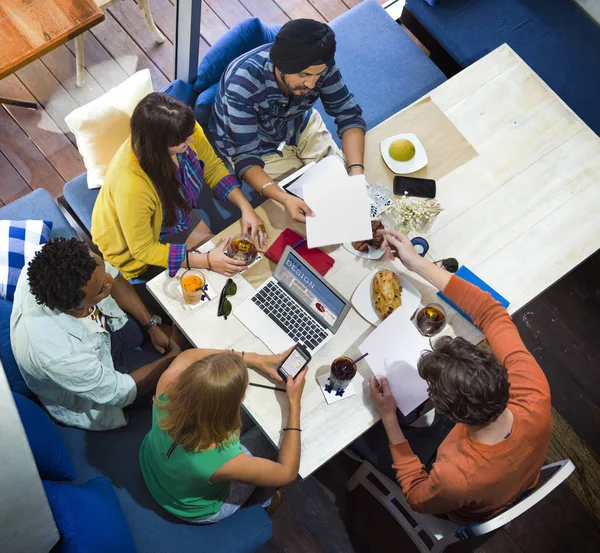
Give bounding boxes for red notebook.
[265,229,335,276]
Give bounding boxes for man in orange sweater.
[365,230,552,523]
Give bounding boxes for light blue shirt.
[10,261,137,430]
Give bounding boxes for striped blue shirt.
[209,44,366,178]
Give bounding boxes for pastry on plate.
[352,220,385,253]
[372,269,402,320]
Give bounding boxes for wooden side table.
[74,0,166,87]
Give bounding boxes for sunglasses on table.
[217,278,238,320]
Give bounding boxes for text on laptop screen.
[278,251,345,326]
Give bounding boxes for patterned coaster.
[317,374,357,404]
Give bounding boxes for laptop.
[234,246,351,354]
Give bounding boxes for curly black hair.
[27,238,98,312]
[417,336,510,426]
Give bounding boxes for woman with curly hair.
[140,347,307,522]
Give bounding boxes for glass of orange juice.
[180,269,206,305]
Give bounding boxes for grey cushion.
[0,189,77,240]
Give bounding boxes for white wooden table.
[147,45,600,479]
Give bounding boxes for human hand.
[285,365,308,407]
[252,347,291,383]
[149,325,182,356]
[283,194,314,223]
[377,230,424,273]
[369,375,398,419]
[240,208,268,249]
[209,238,248,276]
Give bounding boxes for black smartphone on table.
[277,343,311,381]
[393,176,436,198]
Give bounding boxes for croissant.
[372,270,403,320]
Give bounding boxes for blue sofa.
[403,0,600,136]
[62,0,446,238]
[0,191,272,552]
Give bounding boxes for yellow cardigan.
[91,124,231,279]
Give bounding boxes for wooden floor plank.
[108,0,174,80]
[238,0,290,24]
[89,9,169,90]
[269,501,327,553]
[306,0,348,21]
[0,108,65,198]
[205,0,252,28]
[273,0,326,22]
[135,0,175,44]
[200,2,231,45]
[65,32,129,92]
[14,59,81,142]
[40,44,106,106]
[0,148,32,205]
[0,75,84,183]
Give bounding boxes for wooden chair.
[74,0,165,87]
[347,459,576,553]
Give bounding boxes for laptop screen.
[277,250,346,328]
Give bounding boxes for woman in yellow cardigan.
[92,93,265,280]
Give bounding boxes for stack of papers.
[298,157,372,249]
[359,306,430,415]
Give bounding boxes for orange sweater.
[390,275,552,523]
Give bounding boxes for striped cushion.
[0,220,53,301]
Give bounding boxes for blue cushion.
[404,0,600,136]
[0,219,52,301]
[194,83,219,126]
[43,477,137,553]
[316,0,446,144]
[0,188,77,240]
[0,299,30,395]
[57,408,272,553]
[161,79,197,108]
[63,173,100,232]
[13,392,76,481]
[194,18,281,93]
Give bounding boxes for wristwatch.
[143,314,162,331]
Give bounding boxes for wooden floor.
[1,1,599,552]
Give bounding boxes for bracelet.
[260,181,275,196]
[347,163,364,172]
[206,251,212,271]
[281,427,302,433]
[186,250,191,270]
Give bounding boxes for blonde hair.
[155,353,248,452]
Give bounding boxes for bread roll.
[372,270,402,320]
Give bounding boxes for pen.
[249,382,286,392]
[291,239,306,250]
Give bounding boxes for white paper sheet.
[359,307,430,415]
[282,156,347,200]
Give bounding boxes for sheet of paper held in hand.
[359,306,430,415]
[302,157,372,249]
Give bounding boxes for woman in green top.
[139,346,307,523]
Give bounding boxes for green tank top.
[139,393,243,519]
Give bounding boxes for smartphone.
[277,343,311,381]
[393,176,436,198]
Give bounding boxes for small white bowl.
[380,133,428,174]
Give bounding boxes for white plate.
[380,133,428,174]
[352,267,422,326]
[343,242,385,260]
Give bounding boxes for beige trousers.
[262,110,343,181]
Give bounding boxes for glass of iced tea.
[180,269,206,305]
[415,303,446,337]
[327,356,358,396]
[227,233,258,264]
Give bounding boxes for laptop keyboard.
[251,281,328,350]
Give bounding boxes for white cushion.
[65,70,153,189]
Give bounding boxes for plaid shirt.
[160,146,240,276]
[209,44,366,178]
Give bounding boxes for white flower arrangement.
[388,195,444,234]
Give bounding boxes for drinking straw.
[353,352,369,364]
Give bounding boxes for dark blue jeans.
[109,317,162,375]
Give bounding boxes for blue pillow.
[13,392,76,481]
[0,219,52,301]
[43,478,137,553]
[194,17,281,93]
[194,83,219,126]
[0,299,30,395]
[422,0,439,5]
